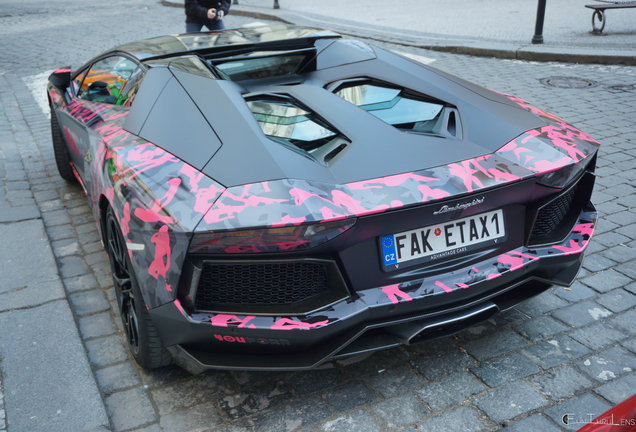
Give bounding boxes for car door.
[55,67,90,179]
[57,54,139,185]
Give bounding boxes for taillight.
[536,157,590,189]
[189,219,356,254]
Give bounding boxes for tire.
[105,207,171,369]
[50,103,76,182]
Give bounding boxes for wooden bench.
[585,3,636,33]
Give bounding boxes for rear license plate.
[380,209,505,271]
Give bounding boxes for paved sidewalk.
[0,75,109,431]
[167,0,636,64]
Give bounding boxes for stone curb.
[162,0,636,66]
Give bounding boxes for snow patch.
[22,70,54,119]
[285,419,302,431]
[588,307,612,321]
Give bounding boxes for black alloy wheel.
[106,207,140,356]
[105,207,171,368]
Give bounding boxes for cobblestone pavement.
[1,1,636,431]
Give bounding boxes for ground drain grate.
[539,77,599,89]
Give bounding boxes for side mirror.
[49,67,72,90]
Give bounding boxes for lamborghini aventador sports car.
[47,25,599,372]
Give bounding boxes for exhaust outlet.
[385,302,499,345]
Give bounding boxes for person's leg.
[186,22,204,32]
[203,18,226,31]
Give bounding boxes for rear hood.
[195,94,599,233]
[172,59,545,188]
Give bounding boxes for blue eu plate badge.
[381,235,397,266]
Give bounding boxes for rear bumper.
[150,202,596,373]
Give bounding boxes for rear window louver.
[247,97,349,164]
[209,48,317,81]
[333,81,460,139]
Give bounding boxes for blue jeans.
[186,19,226,32]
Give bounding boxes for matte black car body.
[48,25,599,373]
